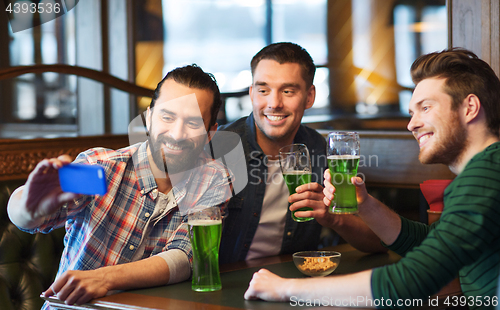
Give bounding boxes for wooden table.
[42,244,462,309]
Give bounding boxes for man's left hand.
[244,269,293,301]
[42,269,110,305]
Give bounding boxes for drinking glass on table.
[188,206,222,292]
[279,143,313,222]
[327,132,360,214]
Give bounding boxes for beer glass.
[279,144,313,222]
[327,132,360,214]
[188,206,222,292]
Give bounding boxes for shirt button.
[129,245,135,251]
[140,189,145,195]
[145,212,150,218]
[253,212,259,217]
[287,231,292,236]
[153,189,158,194]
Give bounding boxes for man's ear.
[207,123,218,143]
[145,107,152,132]
[463,94,481,124]
[305,85,316,110]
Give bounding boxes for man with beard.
[218,42,386,264]
[7,65,232,308]
[244,49,500,310]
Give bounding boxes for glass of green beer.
[279,143,313,222]
[327,132,360,214]
[188,206,222,292]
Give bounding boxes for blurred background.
[0,0,453,137]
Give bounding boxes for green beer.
[328,155,360,214]
[188,219,222,292]
[283,171,313,222]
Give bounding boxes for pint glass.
[188,207,222,292]
[327,132,360,214]
[279,144,313,222]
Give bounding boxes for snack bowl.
[292,251,341,277]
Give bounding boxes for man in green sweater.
[244,49,500,309]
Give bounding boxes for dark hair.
[250,42,316,87]
[150,64,222,127]
[411,48,500,137]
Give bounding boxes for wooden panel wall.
[0,135,129,181]
[450,0,500,77]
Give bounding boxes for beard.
[419,113,467,166]
[149,134,206,175]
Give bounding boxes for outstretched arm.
[7,155,79,230]
[42,254,185,305]
[244,268,374,307]
[289,182,387,253]
[323,170,402,246]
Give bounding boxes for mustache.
[157,135,194,150]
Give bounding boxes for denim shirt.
[217,113,327,264]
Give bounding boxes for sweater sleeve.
[383,216,431,256]
[371,147,500,309]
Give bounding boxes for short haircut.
[411,48,500,137]
[250,42,316,87]
[150,64,222,127]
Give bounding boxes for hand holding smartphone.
[58,163,108,195]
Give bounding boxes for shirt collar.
[133,142,158,199]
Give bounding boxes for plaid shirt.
[24,142,231,281]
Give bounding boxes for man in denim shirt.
[219,43,385,264]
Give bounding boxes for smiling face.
[407,77,467,166]
[147,79,217,174]
[250,59,315,148]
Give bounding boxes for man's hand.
[322,170,370,214]
[23,155,78,217]
[289,181,342,228]
[288,182,334,226]
[8,155,79,229]
[42,269,110,305]
[244,269,293,301]
[322,170,402,247]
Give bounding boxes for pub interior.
[1,0,499,309]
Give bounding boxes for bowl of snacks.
[292,251,341,277]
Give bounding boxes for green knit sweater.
[372,142,500,309]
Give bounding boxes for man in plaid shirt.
[7,65,233,307]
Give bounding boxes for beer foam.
[327,155,360,160]
[188,219,222,226]
[283,171,312,175]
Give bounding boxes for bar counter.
[43,243,461,309]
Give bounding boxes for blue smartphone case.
[58,164,108,195]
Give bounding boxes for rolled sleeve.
[157,249,191,284]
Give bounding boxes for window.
[393,0,447,115]
[135,0,328,123]
[4,1,77,127]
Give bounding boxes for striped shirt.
[22,142,231,291]
[372,142,500,309]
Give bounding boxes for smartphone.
[58,163,108,195]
